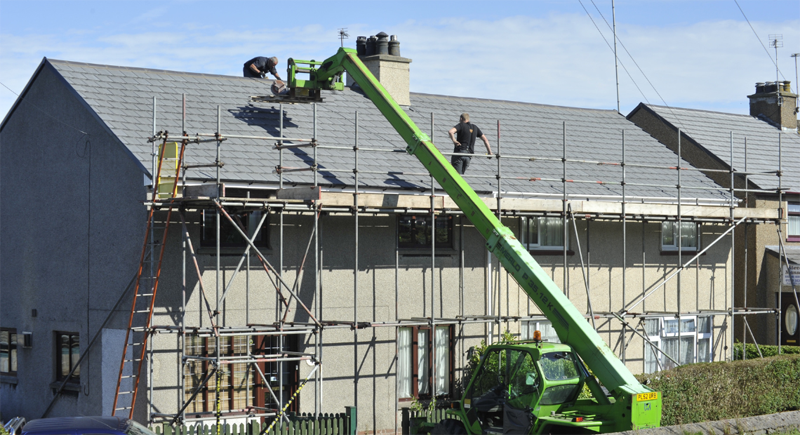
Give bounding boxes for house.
[0,43,770,432]
[627,81,800,348]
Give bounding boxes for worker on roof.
[243,56,283,81]
[448,113,492,174]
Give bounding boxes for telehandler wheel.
[431,418,468,434]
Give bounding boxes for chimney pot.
[366,36,377,56]
[756,82,765,93]
[356,36,367,56]
[388,36,401,56]
[376,32,389,55]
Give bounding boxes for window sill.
[198,246,272,256]
[660,250,702,256]
[399,249,457,257]
[50,380,80,394]
[1,375,18,385]
[529,250,574,256]
[787,236,800,243]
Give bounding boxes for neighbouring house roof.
[7,58,730,203]
[765,245,800,265]
[628,104,800,194]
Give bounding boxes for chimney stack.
[748,80,798,132]
[347,32,412,105]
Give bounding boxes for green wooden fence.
[401,406,452,435]
[151,407,356,435]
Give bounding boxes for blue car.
[21,417,155,435]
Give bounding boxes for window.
[643,316,712,373]
[184,334,298,415]
[520,217,565,250]
[398,215,453,249]
[1,328,17,376]
[661,221,698,251]
[201,209,269,248]
[55,332,80,383]
[788,203,800,242]
[521,320,560,343]
[398,325,454,399]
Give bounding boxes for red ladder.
[113,136,185,418]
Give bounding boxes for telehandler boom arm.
[291,48,658,425]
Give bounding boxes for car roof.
[23,416,126,434]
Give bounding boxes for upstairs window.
[398,215,453,250]
[520,217,565,250]
[788,203,800,242]
[201,209,269,249]
[521,320,560,343]
[661,221,698,251]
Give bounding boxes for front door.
[780,293,799,346]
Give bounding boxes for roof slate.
[46,59,728,201]
[638,104,800,193]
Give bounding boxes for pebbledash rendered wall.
[145,207,733,433]
[0,63,147,420]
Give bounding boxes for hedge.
[734,342,800,360]
[635,353,800,426]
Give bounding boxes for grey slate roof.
[634,104,800,193]
[45,59,729,202]
[765,245,800,265]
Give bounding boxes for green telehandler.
[282,47,662,434]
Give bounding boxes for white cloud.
[1,11,798,120]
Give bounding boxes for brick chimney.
[347,33,412,105]
[748,81,798,132]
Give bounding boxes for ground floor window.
[644,316,712,373]
[184,334,298,415]
[55,331,80,383]
[521,320,560,343]
[398,325,454,399]
[1,328,17,376]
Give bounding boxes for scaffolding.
[125,95,790,429]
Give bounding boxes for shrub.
[636,354,800,426]
[733,342,800,360]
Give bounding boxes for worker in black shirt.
[243,56,283,81]
[448,113,492,174]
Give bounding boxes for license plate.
[636,392,658,402]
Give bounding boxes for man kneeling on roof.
[244,56,283,82]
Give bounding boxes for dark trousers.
[243,66,260,78]
[451,155,471,174]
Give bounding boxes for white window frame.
[787,202,800,241]
[520,216,567,250]
[661,221,699,251]
[521,320,560,343]
[643,315,713,374]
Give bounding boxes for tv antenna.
[769,34,783,105]
[338,28,349,47]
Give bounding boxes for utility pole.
[612,0,620,113]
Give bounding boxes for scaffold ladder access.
[113,136,186,418]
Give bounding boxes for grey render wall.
[0,63,147,419]
[144,210,732,432]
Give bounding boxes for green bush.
[636,354,800,426]
[734,342,800,360]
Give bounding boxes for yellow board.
[157,142,180,198]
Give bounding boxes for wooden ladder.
[113,137,185,418]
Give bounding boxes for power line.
[734,0,787,81]
[577,0,651,108]
[584,0,690,134]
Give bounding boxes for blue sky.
[1,0,798,119]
